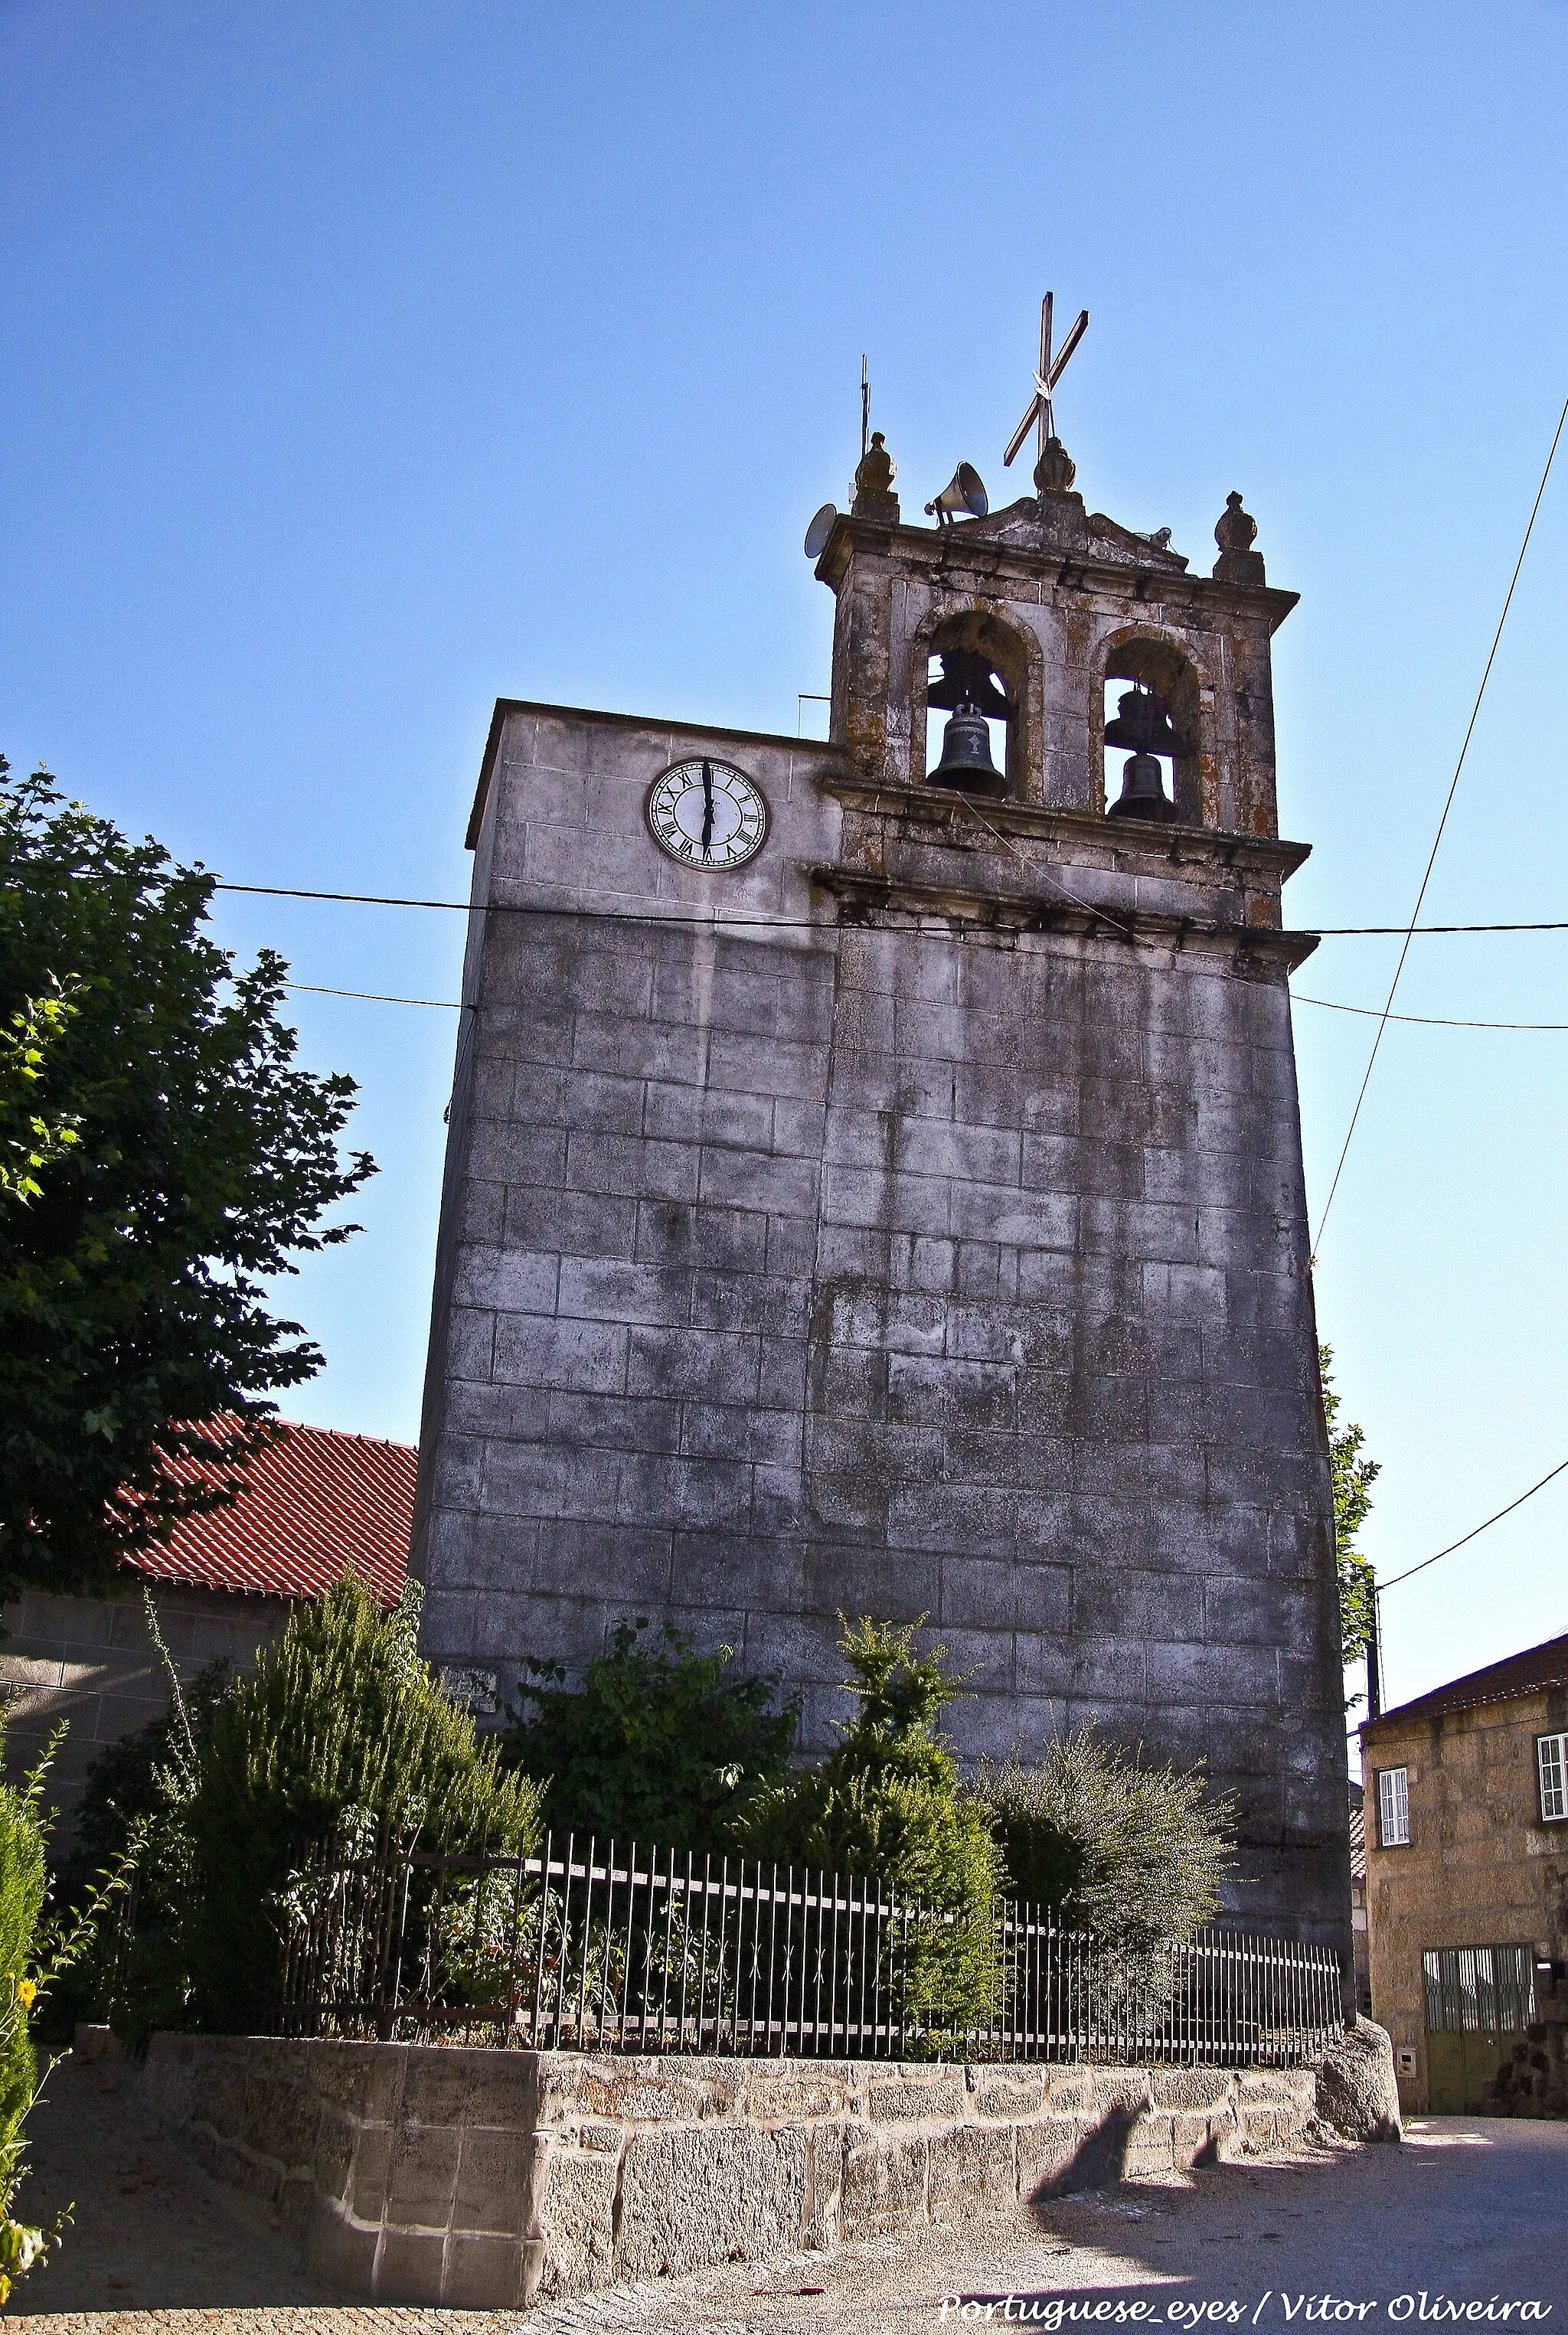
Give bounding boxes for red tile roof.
[127,1418,415,1607]
[1361,1628,1568,1734]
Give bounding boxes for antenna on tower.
[861,355,870,462]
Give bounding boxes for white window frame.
[1377,1764,1410,1847]
[1537,1732,1568,1824]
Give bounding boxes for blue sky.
[5,1,1568,1722]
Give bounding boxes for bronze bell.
[1103,684,1181,759]
[929,701,1004,795]
[1107,751,1178,823]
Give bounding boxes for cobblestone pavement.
[13,2053,1568,2333]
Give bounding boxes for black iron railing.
[270,1825,1344,2069]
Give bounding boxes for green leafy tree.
[1321,1343,1380,1672]
[0,985,80,1203]
[736,1617,1004,2031]
[0,760,375,1602]
[181,1574,542,2033]
[504,1617,799,1851]
[971,1725,1236,2003]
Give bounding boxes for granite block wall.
[414,700,1349,1952]
[137,2032,1332,2307]
[0,1581,289,1844]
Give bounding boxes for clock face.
[645,759,768,870]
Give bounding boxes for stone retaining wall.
[138,2034,1339,2310]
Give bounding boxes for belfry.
[413,305,1351,1955]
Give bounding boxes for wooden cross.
[1004,292,1089,469]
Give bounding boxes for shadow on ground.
[9,2051,346,2313]
[1005,2121,1568,2307]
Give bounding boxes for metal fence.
[271,1826,1344,2069]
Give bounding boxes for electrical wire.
[279,975,1568,1032]
[281,981,465,1009]
[1315,921,1568,936]
[1309,385,1568,1262]
[211,880,1568,939]
[1294,995,1568,1031]
[1377,1458,1568,1593]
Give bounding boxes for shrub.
[0,1736,47,2191]
[0,1709,135,2303]
[735,1617,1004,2033]
[181,1572,542,2033]
[504,1617,799,1851]
[75,1656,230,1875]
[971,1724,1236,2001]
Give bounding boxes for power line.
[1315,921,1568,936]
[1310,384,1568,1262]
[220,881,475,912]
[211,882,1568,940]
[1295,994,1568,1031]
[279,976,1568,1033]
[1377,1457,1568,1593]
[281,981,465,1010]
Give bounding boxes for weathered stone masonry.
[413,469,1351,1955]
[139,2032,1339,2307]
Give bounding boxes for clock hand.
[701,761,715,851]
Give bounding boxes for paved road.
[13,2056,1568,2332]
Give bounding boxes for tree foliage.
[0,761,375,1601]
[181,1574,542,2033]
[1321,1343,1380,1670]
[0,985,80,1203]
[736,1617,1004,2029]
[972,1725,1235,2001]
[504,1618,799,1850]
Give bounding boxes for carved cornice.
[808,866,1320,974]
[818,774,1312,884]
[814,514,1299,633]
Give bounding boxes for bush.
[504,1618,799,1851]
[181,1573,542,2033]
[971,1724,1236,2001]
[735,1617,1004,2033]
[75,1657,230,1875]
[0,1738,47,2191]
[47,1635,232,2049]
[0,1709,134,2303]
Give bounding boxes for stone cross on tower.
[1003,292,1089,488]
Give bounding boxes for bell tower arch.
[911,606,1041,801]
[819,454,1294,844]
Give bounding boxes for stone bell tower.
[413,315,1351,1959]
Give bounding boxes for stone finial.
[1034,436,1077,495]
[851,430,900,525]
[1213,491,1266,584]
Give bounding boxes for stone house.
[1360,1628,1568,2112]
[413,382,1351,1958]
[0,1419,415,1843]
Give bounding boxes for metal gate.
[1421,1943,1536,2111]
